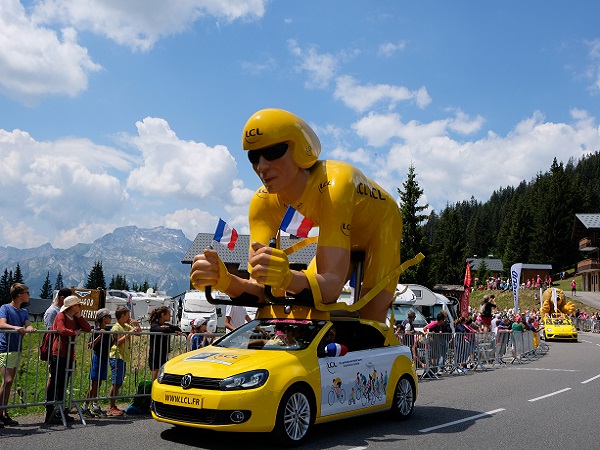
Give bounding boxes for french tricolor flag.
[213,218,238,251]
[280,207,314,238]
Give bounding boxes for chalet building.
[182,234,316,288]
[573,214,600,292]
[465,258,552,286]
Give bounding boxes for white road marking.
[513,368,578,372]
[528,388,571,402]
[347,447,367,450]
[418,408,505,433]
[581,374,600,384]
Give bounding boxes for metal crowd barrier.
[398,330,541,379]
[0,328,222,425]
[572,318,599,333]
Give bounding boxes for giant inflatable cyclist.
[191,108,412,323]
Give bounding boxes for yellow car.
[542,314,578,341]
[151,304,417,446]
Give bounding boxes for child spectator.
[149,306,182,381]
[108,306,140,416]
[0,283,36,427]
[82,308,112,418]
[188,318,211,351]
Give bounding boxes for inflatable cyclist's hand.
[190,249,232,292]
[249,242,293,293]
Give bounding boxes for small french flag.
[213,218,238,251]
[280,207,314,238]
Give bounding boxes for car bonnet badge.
[181,373,193,389]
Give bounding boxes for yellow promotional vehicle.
[542,314,578,341]
[151,303,417,446]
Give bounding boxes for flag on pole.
[461,262,472,317]
[213,218,238,251]
[552,288,558,313]
[280,206,314,238]
[539,287,543,311]
[510,263,523,314]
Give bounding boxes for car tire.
[390,376,415,420]
[272,385,314,447]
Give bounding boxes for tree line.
[0,260,157,304]
[398,152,600,288]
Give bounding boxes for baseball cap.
[96,308,111,321]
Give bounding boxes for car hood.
[165,347,306,378]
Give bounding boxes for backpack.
[39,332,52,361]
[128,380,153,413]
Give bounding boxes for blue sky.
[1,1,600,249]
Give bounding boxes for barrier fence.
[1,328,548,424]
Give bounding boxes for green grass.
[468,275,598,314]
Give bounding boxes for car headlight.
[219,370,269,390]
[157,364,166,384]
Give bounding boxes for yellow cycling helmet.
[242,108,321,169]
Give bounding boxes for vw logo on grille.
[181,373,193,389]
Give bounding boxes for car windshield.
[390,304,428,328]
[213,319,326,351]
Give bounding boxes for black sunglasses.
[247,143,288,164]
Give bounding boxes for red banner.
[461,262,472,317]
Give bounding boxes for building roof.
[466,258,503,272]
[521,264,552,270]
[575,213,600,230]
[182,233,317,270]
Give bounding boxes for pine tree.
[40,272,53,299]
[13,263,24,284]
[54,271,64,291]
[397,164,430,285]
[86,261,106,290]
[0,269,10,305]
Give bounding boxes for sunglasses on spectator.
[247,143,288,164]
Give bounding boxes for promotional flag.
[552,288,558,313]
[539,288,543,310]
[280,206,315,238]
[461,262,472,317]
[325,343,348,357]
[510,263,523,314]
[213,218,238,251]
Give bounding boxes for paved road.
[2,333,600,449]
[566,290,600,310]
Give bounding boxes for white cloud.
[165,208,218,240]
[586,38,600,94]
[378,40,406,57]
[0,0,101,104]
[362,109,600,213]
[334,75,431,113]
[125,117,238,204]
[288,39,338,89]
[32,0,268,52]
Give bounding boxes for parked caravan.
[394,284,457,332]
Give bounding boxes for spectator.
[108,306,140,416]
[45,295,91,424]
[479,295,494,332]
[149,306,182,381]
[0,283,36,427]
[225,304,251,332]
[188,318,211,351]
[571,279,577,297]
[401,310,417,333]
[43,287,72,330]
[82,308,112,419]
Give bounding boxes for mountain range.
[0,226,193,297]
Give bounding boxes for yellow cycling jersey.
[248,160,402,291]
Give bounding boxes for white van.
[180,290,217,332]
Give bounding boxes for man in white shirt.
[225,305,251,332]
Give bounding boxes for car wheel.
[390,376,415,420]
[272,386,313,447]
